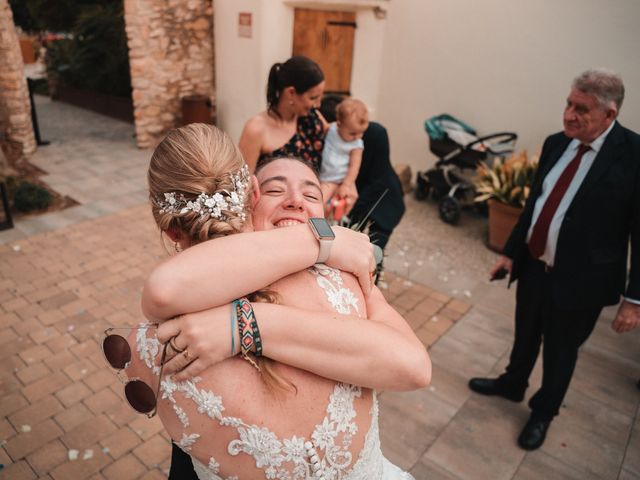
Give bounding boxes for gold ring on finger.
[169,336,185,354]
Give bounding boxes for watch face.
[309,218,335,239]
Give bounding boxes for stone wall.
[0,0,36,161]
[124,0,215,148]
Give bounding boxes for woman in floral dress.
[239,56,327,173]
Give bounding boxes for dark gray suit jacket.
[504,122,640,309]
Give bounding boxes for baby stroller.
[415,114,517,224]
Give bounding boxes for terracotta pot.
[19,37,36,64]
[487,199,522,252]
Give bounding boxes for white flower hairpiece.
[157,165,250,222]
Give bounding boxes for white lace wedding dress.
[137,265,414,480]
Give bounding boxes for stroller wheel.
[439,196,461,224]
[414,172,431,201]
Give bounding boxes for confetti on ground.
[452,289,459,295]
[102,447,110,454]
[20,425,31,432]
[403,280,412,287]
[431,316,439,322]
[11,245,21,252]
[429,386,436,392]
[463,290,472,297]
[83,449,93,460]
[68,449,79,461]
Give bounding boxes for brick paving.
[0,202,465,479]
[0,98,638,479]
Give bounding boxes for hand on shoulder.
[326,226,375,297]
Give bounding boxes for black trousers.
[498,256,602,421]
[169,443,198,480]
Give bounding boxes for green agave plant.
[475,151,539,208]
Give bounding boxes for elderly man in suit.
[469,69,640,450]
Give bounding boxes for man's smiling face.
[563,88,616,144]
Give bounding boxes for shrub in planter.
[475,151,539,252]
[13,181,52,213]
[475,151,539,208]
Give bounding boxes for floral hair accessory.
[157,165,250,222]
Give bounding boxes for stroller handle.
[466,132,518,155]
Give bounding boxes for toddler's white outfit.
[320,123,364,183]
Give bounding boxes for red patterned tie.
[528,144,591,259]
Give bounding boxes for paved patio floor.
[0,97,638,479]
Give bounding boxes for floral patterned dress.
[134,266,414,480]
[257,109,325,172]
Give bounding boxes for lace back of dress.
[141,267,383,479]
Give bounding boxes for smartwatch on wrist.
[308,218,335,264]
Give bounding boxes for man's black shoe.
[468,377,524,402]
[518,417,550,450]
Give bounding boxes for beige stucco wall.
[214,0,639,172]
[214,0,388,143]
[213,0,288,143]
[376,0,640,172]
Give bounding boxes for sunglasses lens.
[103,334,132,369]
[125,380,157,414]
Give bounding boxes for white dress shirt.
[527,121,615,266]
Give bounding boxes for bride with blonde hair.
[120,123,429,479]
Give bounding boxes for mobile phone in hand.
[490,267,509,281]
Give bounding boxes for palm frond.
[474,150,539,208]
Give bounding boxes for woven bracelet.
[236,298,261,371]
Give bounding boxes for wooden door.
[292,9,356,95]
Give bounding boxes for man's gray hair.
[572,68,625,112]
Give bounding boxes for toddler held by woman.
[320,98,369,218]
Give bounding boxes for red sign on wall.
[239,12,252,38]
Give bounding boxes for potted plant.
[475,151,539,252]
